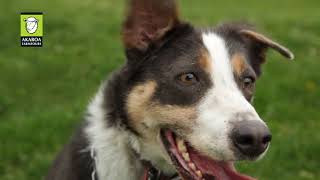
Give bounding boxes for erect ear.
[240,29,294,75]
[122,0,180,52]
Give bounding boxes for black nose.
[231,120,272,158]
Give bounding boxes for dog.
[46,0,294,179]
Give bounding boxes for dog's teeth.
[182,152,190,162]
[189,163,196,170]
[196,170,203,177]
[177,139,187,152]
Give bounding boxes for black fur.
[46,124,93,180]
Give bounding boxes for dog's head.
[121,0,293,179]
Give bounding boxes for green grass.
[0,0,319,179]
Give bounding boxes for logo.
[25,17,39,34]
[20,12,43,47]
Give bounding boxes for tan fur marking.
[199,49,212,73]
[126,81,197,136]
[147,103,196,130]
[231,53,247,75]
[126,81,157,125]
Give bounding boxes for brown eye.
[179,73,198,85]
[243,77,255,88]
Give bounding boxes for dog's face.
[122,0,293,179]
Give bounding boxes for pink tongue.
[188,148,256,180]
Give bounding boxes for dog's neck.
[84,85,144,180]
[87,127,143,180]
[84,82,178,180]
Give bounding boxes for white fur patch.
[85,83,143,180]
[188,32,266,160]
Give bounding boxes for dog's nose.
[231,120,272,157]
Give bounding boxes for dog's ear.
[122,0,180,53]
[240,29,294,76]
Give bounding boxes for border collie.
[46,0,294,179]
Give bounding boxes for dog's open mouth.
[160,129,256,180]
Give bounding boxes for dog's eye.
[243,77,255,88]
[240,76,256,102]
[179,73,198,85]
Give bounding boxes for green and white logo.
[20,12,43,47]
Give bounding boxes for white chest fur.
[85,86,143,180]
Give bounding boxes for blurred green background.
[0,0,319,179]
